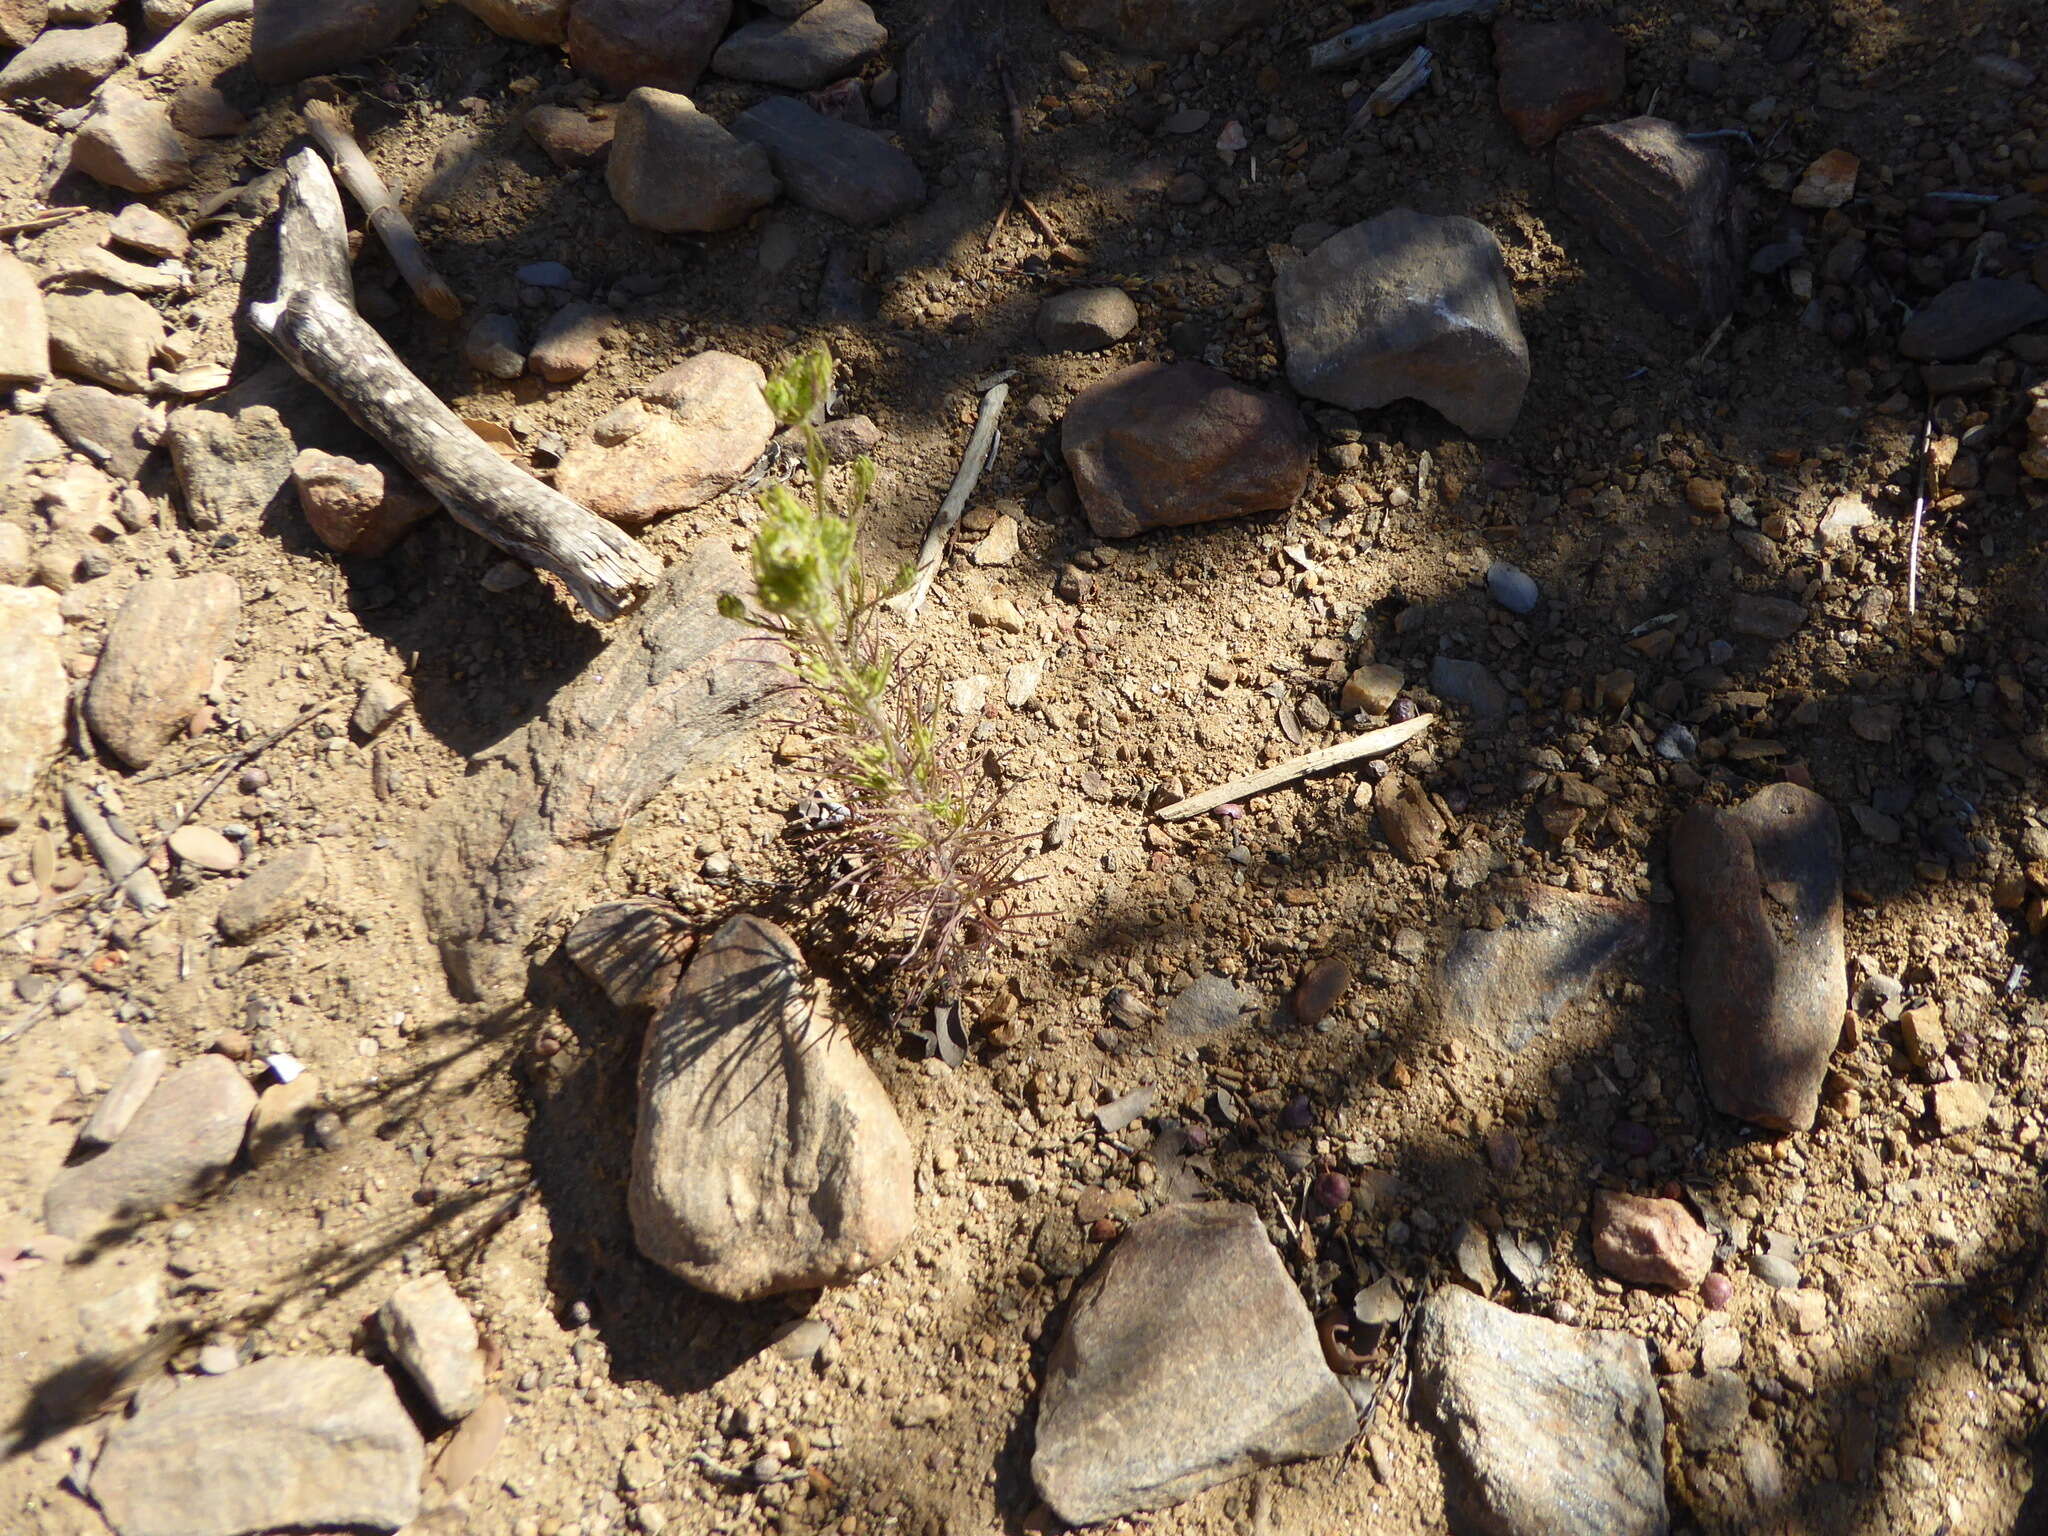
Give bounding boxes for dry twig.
[888,378,1009,621]
[302,98,461,321]
[1157,714,1436,821]
[987,57,1058,251]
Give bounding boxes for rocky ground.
[2,0,2048,1533]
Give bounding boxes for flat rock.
[166,402,295,528]
[88,1355,423,1536]
[1376,771,1445,864]
[217,844,324,943]
[528,301,614,384]
[1062,360,1307,538]
[291,447,436,557]
[45,385,157,478]
[0,0,44,48]
[84,574,239,770]
[0,22,124,107]
[108,204,190,260]
[1432,655,1509,724]
[1412,1286,1669,1536]
[629,914,915,1299]
[1032,1202,1354,1525]
[1591,1190,1713,1290]
[524,103,613,169]
[556,349,773,524]
[378,1273,485,1420]
[44,1055,256,1240]
[566,0,731,93]
[1899,278,2048,362]
[1038,286,1138,351]
[455,0,569,44]
[71,82,192,193]
[1162,971,1255,1038]
[1930,1079,1990,1136]
[1729,591,1805,639]
[1438,880,1659,1054]
[46,288,164,392]
[1275,208,1529,437]
[899,0,985,145]
[1556,116,1740,328]
[566,899,694,1011]
[250,0,420,82]
[714,0,884,88]
[0,250,48,387]
[1493,19,1624,149]
[731,94,923,226]
[79,1048,167,1148]
[1048,0,1273,54]
[0,587,65,822]
[0,102,56,190]
[167,825,239,872]
[1670,783,1845,1131]
[607,87,778,234]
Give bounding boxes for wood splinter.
[249,149,660,621]
[889,375,1009,622]
[1156,713,1436,822]
[302,98,461,321]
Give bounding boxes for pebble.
[1590,1190,1713,1290]
[1036,287,1138,352]
[84,573,240,770]
[768,1317,833,1364]
[565,899,693,1012]
[44,385,157,479]
[1898,278,2048,362]
[77,1047,167,1148]
[379,1273,487,1420]
[1438,880,1657,1054]
[0,251,48,389]
[1291,957,1350,1024]
[462,313,527,380]
[1431,656,1509,724]
[1162,971,1255,1038]
[1484,561,1539,614]
[1747,1252,1800,1289]
[46,288,166,393]
[1340,663,1403,714]
[168,825,241,872]
[607,88,779,235]
[1930,1079,1990,1136]
[556,351,776,525]
[217,845,326,943]
[0,23,126,108]
[523,102,613,169]
[527,302,615,384]
[291,448,438,558]
[971,513,1020,566]
[352,678,411,738]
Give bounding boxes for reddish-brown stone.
[1591,1190,1713,1290]
[293,449,438,558]
[1493,19,1625,149]
[567,0,731,93]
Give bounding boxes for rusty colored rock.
[1670,783,1846,1131]
[292,448,437,558]
[1493,19,1625,150]
[1060,361,1308,539]
[1591,1190,1713,1290]
[1291,957,1351,1024]
[567,0,731,93]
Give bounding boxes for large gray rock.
[0,22,125,107]
[712,0,886,89]
[165,402,295,529]
[567,0,731,93]
[0,587,65,824]
[629,914,915,1299]
[1049,0,1273,54]
[1411,1286,1670,1536]
[378,1273,485,1420]
[88,1356,424,1536]
[731,95,923,227]
[607,87,778,234]
[1276,209,1530,438]
[250,0,420,82]
[84,574,240,771]
[1033,1202,1355,1525]
[44,1056,256,1240]
[1899,278,2048,362]
[1670,782,1845,1132]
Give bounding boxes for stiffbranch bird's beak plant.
[720,345,1030,1015]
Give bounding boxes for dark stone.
[566,0,732,93]
[899,0,986,146]
[250,0,422,82]
[1493,19,1625,149]
[712,0,885,90]
[1898,278,2048,361]
[731,95,924,226]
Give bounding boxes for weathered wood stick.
[248,150,659,621]
[1309,0,1497,71]
[890,378,1008,621]
[1156,713,1436,822]
[136,0,253,77]
[63,785,167,915]
[302,99,461,321]
[1361,45,1432,119]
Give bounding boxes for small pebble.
[168,825,240,872]
[1484,561,1539,615]
[1701,1271,1733,1309]
[1748,1252,1800,1289]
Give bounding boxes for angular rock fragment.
[713,0,885,89]
[566,899,694,1011]
[217,845,325,943]
[1412,1286,1669,1536]
[607,87,778,234]
[1556,116,1741,327]
[527,301,614,384]
[0,22,125,108]
[1162,971,1254,1038]
[1899,278,2048,362]
[1376,771,1444,864]
[1061,360,1307,538]
[0,249,49,387]
[1670,783,1846,1131]
[1032,1202,1354,1526]
[1037,286,1138,351]
[291,447,437,557]
[84,574,239,770]
[1493,19,1624,149]
[1728,592,1805,639]
[629,914,915,1299]
[524,102,613,169]
[567,0,731,94]
[731,95,923,226]
[0,0,44,49]
[554,349,774,524]
[45,385,157,478]
[1591,1190,1713,1290]
[462,313,525,380]
[1275,208,1529,438]
[166,403,295,528]
[1048,0,1273,54]
[44,1055,256,1240]
[1437,880,1659,1054]
[250,0,421,82]
[0,586,65,822]
[88,1355,423,1536]
[378,1273,485,1420]
[455,0,569,44]
[46,289,164,391]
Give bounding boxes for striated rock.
[1061,361,1307,538]
[607,88,778,234]
[89,1356,424,1536]
[379,1274,485,1420]
[1438,881,1659,1055]
[0,23,125,107]
[0,249,48,387]
[713,0,886,89]
[291,447,437,557]
[566,900,694,1012]
[217,844,324,942]
[1556,116,1740,328]
[731,94,922,226]
[1277,208,1529,438]
[629,914,915,1299]
[566,0,731,93]
[528,301,614,384]
[455,0,569,44]
[1670,783,1845,1131]
[166,403,294,528]
[556,350,773,524]
[1032,1202,1354,1525]
[900,0,985,145]
[44,1055,256,1240]
[1048,0,1273,55]
[85,574,239,770]
[1591,1190,1713,1290]
[250,0,421,82]
[0,587,65,822]
[46,289,164,391]
[1412,1286,1669,1536]
[1037,286,1138,351]
[1899,278,2048,362]
[1492,19,1624,149]
[524,103,613,169]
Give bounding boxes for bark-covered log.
[247,149,659,621]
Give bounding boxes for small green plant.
[720,345,1029,1015]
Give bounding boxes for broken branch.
[136,0,253,77]
[302,98,461,321]
[1156,714,1436,821]
[1309,0,1498,71]
[888,377,1008,621]
[63,784,167,916]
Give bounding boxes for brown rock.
[291,448,437,557]
[556,350,773,524]
[246,1070,320,1165]
[525,103,614,169]
[1061,361,1307,539]
[606,87,777,233]
[1493,19,1624,149]
[217,844,325,943]
[1728,591,1806,640]
[168,83,246,138]
[46,288,164,391]
[1670,783,1846,1131]
[1291,957,1350,1024]
[1556,116,1741,328]
[84,574,239,770]
[1375,771,1444,864]
[0,0,45,49]
[0,587,65,823]
[455,0,569,44]
[1591,1190,1713,1290]
[250,0,421,82]
[567,0,731,93]
[0,249,49,387]
[565,899,694,1011]
[0,22,126,108]
[1929,1079,1990,1136]
[1047,0,1273,54]
[527,301,614,383]
[70,83,192,193]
